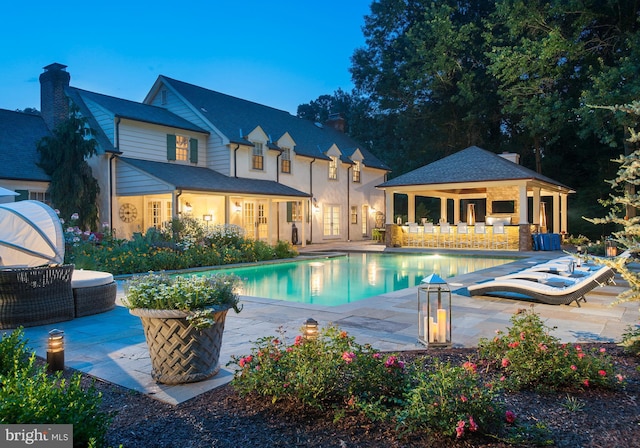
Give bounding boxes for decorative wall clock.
[119,203,137,223]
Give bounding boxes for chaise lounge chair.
[467,265,615,306]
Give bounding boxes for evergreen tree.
[36,106,100,231]
[586,100,640,308]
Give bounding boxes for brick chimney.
[325,113,345,133]
[40,63,70,131]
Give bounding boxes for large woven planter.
[130,307,230,385]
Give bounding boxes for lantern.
[47,329,65,372]
[605,238,618,257]
[417,273,452,348]
[303,318,319,340]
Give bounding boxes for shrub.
[398,359,505,439]
[0,329,112,447]
[229,326,411,420]
[620,324,640,357]
[478,308,621,391]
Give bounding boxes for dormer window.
[281,147,291,174]
[353,161,361,183]
[329,156,338,180]
[252,142,264,170]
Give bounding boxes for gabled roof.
[0,109,51,182]
[70,88,208,134]
[378,146,573,191]
[119,157,310,198]
[154,76,390,171]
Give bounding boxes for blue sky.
[1,1,372,115]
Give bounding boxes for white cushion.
[71,269,114,289]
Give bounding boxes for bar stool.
[473,222,488,248]
[439,223,455,248]
[456,223,471,248]
[492,222,509,249]
[423,223,436,247]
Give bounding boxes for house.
[1,63,390,245]
[0,109,51,204]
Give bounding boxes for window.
[252,142,264,170]
[281,147,291,173]
[351,206,358,224]
[175,135,189,161]
[287,201,302,222]
[147,200,172,229]
[329,156,338,180]
[29,191,50,204]
[167,134,198,163]
[352,161,361,183]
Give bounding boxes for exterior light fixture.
[184,202,193,214]
[47,329,65,372]
[203,214,212,229]
[303,318,319,340]
[312,198,319,213]
[605,238,617,257]
[417,273,452,348]
[234,202,242,213]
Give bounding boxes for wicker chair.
[0,264,75,329]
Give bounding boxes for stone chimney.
[325,113,345,133]
[499,152,520,164]
[40,63,70,131]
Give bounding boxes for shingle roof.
[70,88,209,134]
[119,157,310,197]
[378,146,573,190]
[0,109,51,181]
[159,76,390,171]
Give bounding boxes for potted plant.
[124,272,242,385]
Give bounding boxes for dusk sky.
[1,1,372,115]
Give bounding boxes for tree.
[37,106,100,231]
[585,100,640,308]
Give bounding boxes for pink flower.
[456,420,465,438]
[460,395,468,402]
[571,365,577,371]
[501,358,510,368]
[505,410,516,424]
[373,353,381,359]
[598,370,607,377]
[538,343,548,351]
[520,332,526,340]
[294,335,303,346]
[463,361,477,374]
[469,416,478,432]
[286,347,293,352]
[575,345,582,351]
[583,379,590,387]
[272,338,280,345]
[342,352,356,364]
[578,352,585,359]
[508,341,520,348]
[500,376,506,382]
[616,374,624,382]
[599,347,606,353]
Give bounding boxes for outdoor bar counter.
[390,222,520,250]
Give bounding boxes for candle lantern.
[417,273,452,348]
[47,329,65,372]
[605,238,618,257]
[303,318,319,340]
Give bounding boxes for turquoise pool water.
[193,253,516,307]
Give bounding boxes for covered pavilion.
[376,146,575,250]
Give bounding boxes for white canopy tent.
[0,200,65,267]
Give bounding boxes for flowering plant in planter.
[123,272,243,384]
[124,272,242,329]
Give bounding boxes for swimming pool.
[194,252,517,307]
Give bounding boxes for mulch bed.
[78,343,640,447]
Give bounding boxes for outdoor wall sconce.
[312,198,319,213]
[417,273,452,348]
[47,329,65,372]
[184,202,193,214]
[303,317,319,340]
[234,202,242,213]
